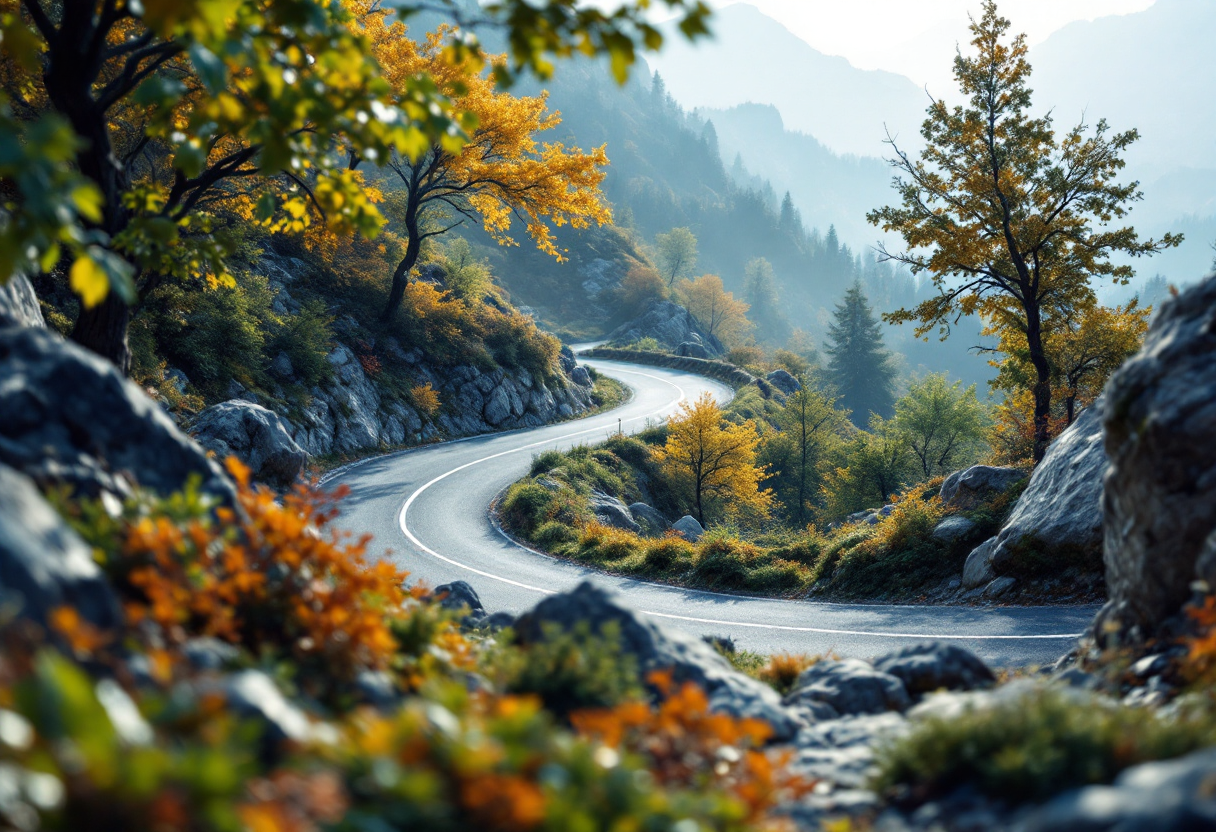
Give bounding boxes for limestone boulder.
[514,582,801,739]
[589,491,642,534]
[672,515,705,542]
[0,273,45,329]
[765,369,802,396]
[939,465,1025,510]
[191,400,307,488]
[628,502,670,537]
[961,402,1106,588]
[1098,274,1216,644]
[0,327,233,501]
[0,464,123,631]
[606,299,726,356]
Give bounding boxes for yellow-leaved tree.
[866,1,1178,462]
[676,274,752,348]
[987,298,1149,461]
[357,13,613,320]
[654,393,771,526]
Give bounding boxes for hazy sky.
[695,0,1157,91]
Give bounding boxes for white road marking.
[393,363,1085,642]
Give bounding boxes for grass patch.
[876,686,1216,804]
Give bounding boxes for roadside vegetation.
[500,376,1028,601]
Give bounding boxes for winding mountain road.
[331,355,1096,667]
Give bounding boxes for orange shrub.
[572,670,815,830]
[115,458,417,683]
[758,653,818,694]
[410,382,441,417]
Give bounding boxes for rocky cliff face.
[190,255,596,469]
[605,299,726,356]
[1098,273,1216,645]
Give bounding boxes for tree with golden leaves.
[676,274,752,348]
[867,0,1178,463]
[357,17,612,321]
[654,393,771,526]
[987,298,1149,461]
[0,0,710,371]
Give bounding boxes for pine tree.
[779,192,799,233]
[742,257,788,343]
[825,282,897,427]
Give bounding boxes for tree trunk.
[71,292,132,374]
[44,9,135,372]
[1026,307,1053,464]
[381,210,421,322]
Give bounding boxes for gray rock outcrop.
[434,581,484,614]
[765,369,802,396]
[1098,274,1216,644]
[0,463,123,631]
[873,643,995,694]
[1023,746,1216,832]
[628,502,669,537]
[589,491,642,534]
[254,253,593,460]
[0,274,45,329]
[288,341,592,458]
[675,341,712,359]
[0,327,233,501]
[784,659,912,716]
[606,300,725,356]
[514,582,801,739]
[962,402,1106,588]
[940,465,1025,510]
[191,401,307,488]
[931,515,979,543]
[672,515,705,542]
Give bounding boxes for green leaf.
[174,140,207,179]
[188,44,228,93]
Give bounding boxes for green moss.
[876,687,1216,804]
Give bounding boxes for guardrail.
[579,347,779,397]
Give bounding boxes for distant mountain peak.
[650,3,924,157]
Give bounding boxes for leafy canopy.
[654,226,698,286]
[894,373,990,479]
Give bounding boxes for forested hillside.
[466,55,996,386]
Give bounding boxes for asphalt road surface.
[330,355,1096,667]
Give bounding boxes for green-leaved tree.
[654,227,699,287]
[894,374,990,479]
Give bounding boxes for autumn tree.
[825,282,897,427]
[761,388,849,524]
[359,20,613,321]
[676,274,752,347]
[654,393,771,526]
[0,0,425,371]
[614,263,668,317]
[654,227,698,286]
[867,1,1179,462]
[893,374,990,479]
[987,298,1148,456]
[0,0,711,371]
